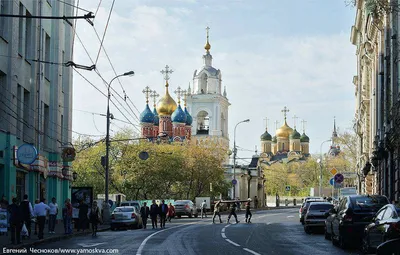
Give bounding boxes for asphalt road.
[33,208,361,255]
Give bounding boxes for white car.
[111,206,143,230]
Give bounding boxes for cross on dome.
[174,86,184,104]
[150,90,159,107]
[181,89,188,106]
[274,120,280,130]
[301,119,307,133]
[292,114,298,129]
[160,65,173,86]
[281,106,290,121]
[142,86,152,104]
[205,26,211,52]
[264,117,269,130]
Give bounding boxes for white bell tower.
[186,27,230,146]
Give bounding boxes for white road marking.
[243,248,261,255]
[136,223,198,255]
[221,228,225,233]
[287,216,294,218]
[77,243,106,248]
[225,239,240,247]
[221,232,227,238]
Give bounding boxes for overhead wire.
[94,0,103,19]
[56,0,91,13]
[94,0,115,65]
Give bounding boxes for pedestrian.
[0,194,8,209]
[150,200,159,229]
[159,200,168,229]
[48,197,58,234]
[33,199,39,235]
[227,202,239,224]
[254,196,258,209]
[212,200,223,224]
[78,200,89,232]
[20,194,34,239]
[245,198,252,223]
[167,203,175,222]
[235,198,241,211]
[33,198,50,240]
[63,198,73,234]
[140,202,150,229]
[8,198,22,245]
[200,200,207,218]
[88,201,101,236]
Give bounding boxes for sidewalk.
[0,220,110,249]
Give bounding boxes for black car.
[331,195,389,249]
[299,199,325,224]
[304,202,333,234]
[376,238,400,255]
[362,204,400,253]
[324,205,338,240]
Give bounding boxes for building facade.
[351,0,400,201]
[0,0,75,205]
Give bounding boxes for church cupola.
[289,115,301,151]
[157,65,176,138]
[260,118,272,154]
[171,87,187,123]
[140,86,155,138]
[300,119,310,154]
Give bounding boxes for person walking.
[33,199,39,235]
[78,200,89,232]
[212,200,223,224]
[227,202,239,224]
[8,198,22,245]
[245,198,252,223]
[150,200,159,229]
[63,199,73,234]
[48,197,58,234]
[167,203,175,222]
[200,200,207,218]
[88,201,101,236]
[33,198,50,240]
[254,196,259,209]
[159,200,168,229]
[140,202,150,229]
[20,194,34,239]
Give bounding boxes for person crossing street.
[212,200,223,224]
[245,198,252,223]
[200,200,207,218]
[227,202,239,224]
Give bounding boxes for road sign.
[329,178,335,186]
[342,172,358,178]
[334,173,344,184]
[108,199,114,207]
[285,185,291,192]
[330,167,338,176]
[334,183,343,189]
[17,144,38,165]
[232,179,237,185]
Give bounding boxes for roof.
[249,156,259,168]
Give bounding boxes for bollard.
[285,199,289,206]
[293,198,297,206]
[276,198,280,207]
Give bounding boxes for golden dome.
[156,83,177,116]
[276,120,293,138]
[204,41,211,51]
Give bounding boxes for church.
[139,27,230,149]
[259,107,311,164]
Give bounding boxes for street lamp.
[233,119,250,199]
[318,139,331,196]
[104,71,134,224]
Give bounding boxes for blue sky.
[73,0,357,164]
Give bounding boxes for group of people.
[212,198,253,224]
[139,200,175,229]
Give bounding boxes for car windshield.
[174,201,189,205]
[114,207,134,212]
[351,196,388,210]
[309,204,333,210]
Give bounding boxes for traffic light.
[101,156,106,167]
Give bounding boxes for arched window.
[200,73,207,93]
[196,111,209,135]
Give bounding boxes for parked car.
[111,206,142,230]
[324,205,338,240]
[331,195,389,249]
[376,238,400,255]
[120,201,141,212]
[299,198,325,224]
[304,202,334,234]
[173,200,198,218]
[362,204,400,253]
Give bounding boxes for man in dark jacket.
[140,202,150,229]
[78,200,89,232]
[8,198,22,244]
[245,198,252,223]
[158,200,168,229]
[149,200,159,229]
[20,194,33,239]
[227,202,239,224]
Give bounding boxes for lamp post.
[104,71,134,224]
[318,139,331,197]
[233,119,250,199]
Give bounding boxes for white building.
[0,0,75,204]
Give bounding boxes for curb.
[5,226,110,249]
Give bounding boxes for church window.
[282,143,285,151]
[196,111,209,135]
[200,73,207,94]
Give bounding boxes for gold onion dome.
[276,120,293,138]
[204,41,211,51]
[156,83,177,116]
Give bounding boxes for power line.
[56,0,91,13]
[95,0,115,65]
[94,0,103,19]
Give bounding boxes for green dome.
[260,130,272,141]
[272,135,277,143]
[290,129,301,139]
[300,132,310,142]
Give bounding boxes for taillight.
[111,214,115,220]
[391,222,400,231]
[131,213,136,219]
[185,205,190,209]
[343,214,353,222]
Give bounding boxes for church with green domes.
[259,106,310,164]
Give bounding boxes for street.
[35,208,359,255]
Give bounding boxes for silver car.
[173,200,198,218]
[111,206,143,230]
[304,202,333,234]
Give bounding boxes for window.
[0,71,6,131]
[43,103,50,149]
[0,0,9,40]
[18,3,24,54]
[16,171,26,202]
[25,10,32,60]
[383,208,393,220]
[45,33,50,80]
[23,89,30,141]
[17,85,22,137]
[376,209,386,221]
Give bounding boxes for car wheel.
[324,226,331,240]
[331,233,338,246]
[304,225,311,234]
[194,213,198,218]
[177,215,181,218]
[362,235,372,254]
[189,211,193,218]
[339,234,347,249]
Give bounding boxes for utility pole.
[233,119,250,199]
